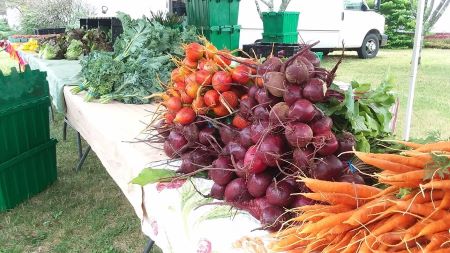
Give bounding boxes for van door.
[286,0,343,48]
[341,0,371,48]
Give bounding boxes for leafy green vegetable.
[131,168,177,186]
[65,39,83,60]
[317,75,396,152]
[424,153,450,180]
[39,43,60,60]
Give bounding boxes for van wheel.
[357,34,379,59]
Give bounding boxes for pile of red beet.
[156,45,364,231]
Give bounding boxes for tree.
[380,0,416,48]
[6,0,95,34]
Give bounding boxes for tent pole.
[403,0,426,141]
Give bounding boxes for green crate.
[0,139,57,211]
[262,12,300,35]
[0,97,51,163]
[0,67,50,163]
[262,32,299,44]
[187,0,240,27]
[201,25,241,50]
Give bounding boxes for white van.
[239,0,387,58]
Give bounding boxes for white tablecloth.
[63,87,272,253]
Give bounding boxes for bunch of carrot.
[270,140,450,253]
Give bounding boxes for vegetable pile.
[149,40,396,232]
[73,13,199,104]
[270,140,450,252]
[38,28,112,60]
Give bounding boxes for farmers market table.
[18,51,82,112]
[63,87,271,253]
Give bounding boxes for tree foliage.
[6,0,96,34]
[380,0,416,48]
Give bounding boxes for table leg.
[63,120,68,141]
[143,238,154,253]
[75,145,91,172]
[77,132,83,160]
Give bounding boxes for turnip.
[283,85,303,106]
[288,99,315,122]
[311,155,344,180]
[303,78,326,102]
[210,183,226,200]
[247,172,273,198]
[266,181,294,207]
[263,72,286,97]
[285,122,313,148]
[224,178,252,202]
[209,156,236,186]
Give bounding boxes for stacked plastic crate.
[0,67,57,211]
[187,0,241,50]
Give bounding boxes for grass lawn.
[0,49,449,252]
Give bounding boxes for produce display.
[72,13,199,104]
[38,28,112,60]
[142,39,397,234]
[271,140,450,252]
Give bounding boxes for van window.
[344,0,364,10]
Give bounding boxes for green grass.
[0,49,449,252]
[322,49,450,139]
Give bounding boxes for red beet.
[247,172,273,198]
[288,99,315,122]
[285,122,313,148]
[244,145,268,174]
[209,156,235,186]
[266,181,294,207]
[224,178,252,202]
[283,85,303,106]
[210,183,226,200]
[314,132,339,156]
[311,155,344,180]
[303,78,326,102]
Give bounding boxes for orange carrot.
[366,153,429,168]
[270,233,309,252]
[355,152,419,173]
[286,248,305,253]
[372,213,416,236]
[414,141,450,152]
[418,213,450,237]
[403,220,430,241]
[377,169,425,183]
[438,191,450,209]
[424,232,450,251]
[301,177,381,199]
[301,193,366,207]
[421,180,450,190]
[300,211,353,234]
[345,200,392,226]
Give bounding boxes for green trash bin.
[201,25,241,50]
[187,0,240,27]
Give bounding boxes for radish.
[244,145,268,174]
[209,156,235,186]
[288,99,315,122]
[303,78,326,102]
[224,178,252,202]
[210,183,225,200]
[266,181,294,207]
[283,85,303,106]
[263,72,286,97]
[285,122,313,148]
[247,172,273,198]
